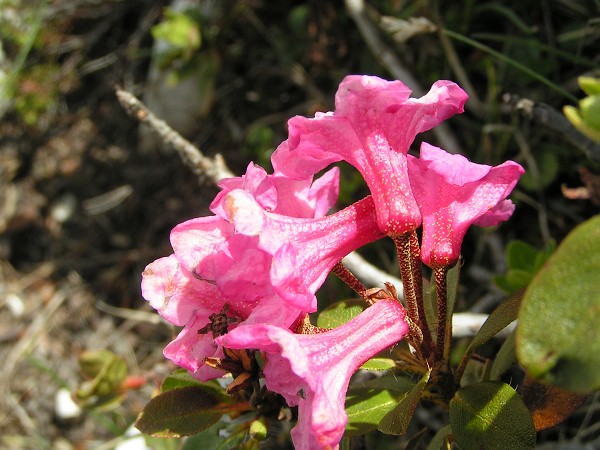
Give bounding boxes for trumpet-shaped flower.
[408,142,525,267]
[272,75,468,235]
[218,190,383,311]
[218,298,409,450]
[141,164,381,379]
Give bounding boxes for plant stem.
[434,266,449,363]
[332,262,367,298]
[393,232,434,358]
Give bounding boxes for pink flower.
[142,216,307,380]
[218,298,409,450]
[219,190,383,311]
[408,142,525,267]
[272,75,468,235]
[141,167,380,380]
[211,162,340,219]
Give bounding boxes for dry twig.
[115,88,234,184]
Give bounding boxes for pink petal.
[473,200,516,227]
[218,298,408,450]
[408,143,524,267]
[170,216,234,276]
[211,162,339,219]
[163,312,227,381]
[272,75,468,235]
[223,191,383,311]
[141,255,223,326]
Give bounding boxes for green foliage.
[517,215,600,393]
[490,329,517,380]
[316,298,366,328]
[344,387,411,437]
[461,290,522,362]
[494,240,555,293]
[180,422,227,450]
[76,349,128,408]
[519,148,560,191]
[360,358,397,371]
[135,386,230,438]
[160,369,204,391]
[378,371,431,436]
[564,77,600,143]
[450,381,536,449]
[151,8,202,69]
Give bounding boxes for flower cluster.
[142,75,524,449]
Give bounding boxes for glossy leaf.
[181,421,226,450]
[357,372,417,392]
[135,386,229,437]
[161,369,203,391]
[378,370,431,435]
[160,372,231,403]
[490,328,516,380]
[517,215,600,393]
[450,381,536,449]
[494,240,554,293]
[519,376,588,431]
[316,299,365,328]
[344,387,409,436]
[465,289,523,355]
[360,357,396,371]
[444,262,460,359]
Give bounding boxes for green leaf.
[506,241,538,270]
[520,150,559,191]
[77,350,128,400]
[357,372,417,392]
[465,290,523,355]
[580,95,600,130]
[360,357,396,371]
[377,370,431,435]
[564,104,600,143]
[316,299,366,328]
[517,215,600,393]
[450,381,536,450]
[490,328,517,380]
[161,373,231,404]
[344,387,409,436]
[161,369,203,391]
[495,240,555,293]
[135,386,228,437]
[579,76,600,96]
[181,421,226,450]
[444,262,460,359]
[152,8,201,51]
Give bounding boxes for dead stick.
[115,87,234,184]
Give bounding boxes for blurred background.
[1,0,599,448]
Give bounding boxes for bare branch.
[115,87,234,184]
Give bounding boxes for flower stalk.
[393,232,434,360]
[434,265,450,364]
